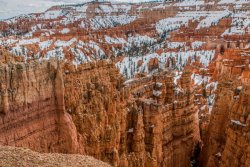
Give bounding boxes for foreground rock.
[0,145,112,167]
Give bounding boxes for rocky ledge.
[0,145,112,167]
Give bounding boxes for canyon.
[0,0,250,167]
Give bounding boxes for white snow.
[77,40,106,60]
[48,30,55,36]
[153,90,162,96]
[206,81,218,114]
[127,35,156,47]
[79,21,86,29]
[153,4,165,9]
[231,120,247,127]
[95,4,131,14]
[90,15,136,30]
[89,41,106,58]
[196,10,231,29]
[237,86,243,90]
[206,81,218,90]
[105,35,127,44]
[116,50,215,78]
[97,5,114,13]
[156,82,163,87]
[191,74,210,85]
[192,41,206,49]
[70,47,91,64]
[222,11,250,36]
[45,47,64,60]
[167,42,186,49]
[174,0,205,7]
[0,38,17,45]
[60,13,87,25]
[236,0,250,5]
[222,27,246,35]
[128,128,134,133]
[75,5,88,12]
[39,40,53,50]
[40,10,64,19]
[174,72,182,85]
[116,53,159,78]
[18,38,40,45]
[156,11,206,34]
[112,4,131,13]
[218,0,236,4]
[156,10,231,34]
[54,38,77,47]
[60,28,70,34]
[216,152,222,157]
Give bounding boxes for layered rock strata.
[200,78,250,167]
[200,49,250,167]
[0,59,79,153]
[0,59,200,167]
[64,61,200,167]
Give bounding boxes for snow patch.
[231,120,247,127]
[60,28,70,34]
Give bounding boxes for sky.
[0,0,154,20]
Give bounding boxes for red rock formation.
[0,58,79,154]
[148,58,159,71]
[211,49,250,84]
[220,85,250,167]
[200,78,236,167]
[200,76,250,167]
[0,56,200,166]
[200,48,250,167]
[2,1,250,165]
[64,61,154,166]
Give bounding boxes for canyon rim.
[0,0,250,167]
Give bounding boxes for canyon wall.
[0,1,250,167]
[64,61,200,167]
[0,59,79,153]
[220,85,250,167]
[0,58,200,167]
[1,48,250,167]
[200,49,250,167]
[200,79,250,167]
[200,78,237,166]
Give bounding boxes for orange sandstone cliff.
[199,48,250,167]
[1,1,250,167]
[0,59,79,153]
[0,57,200,167]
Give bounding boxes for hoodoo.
[0,0,250,166]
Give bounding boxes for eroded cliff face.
[220,85,250,167]
[200,79,250,167]
[64,61,127,165]
[200,79,237,167]
[0,57,200,167]
[199,49,250,167]
[1,1,250,166]
[0,58,79,153]
[63,61,200,167]
[2,47,250,167]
